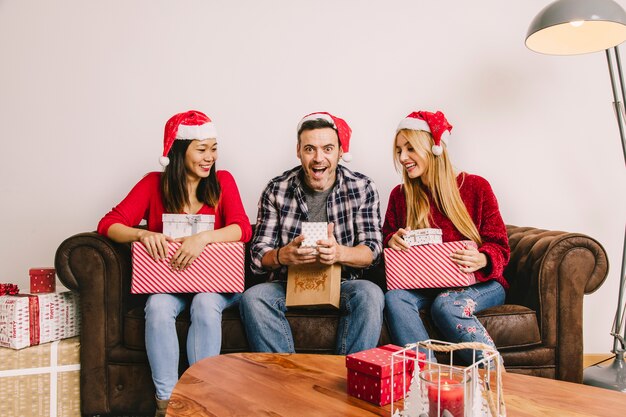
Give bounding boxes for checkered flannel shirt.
[250,164,383,281]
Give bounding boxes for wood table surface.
[167,353,626,417]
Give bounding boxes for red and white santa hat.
[160,110,217,166]
[297,112,353,162]
[396,110,453,156]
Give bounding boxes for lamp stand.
[583,46,626,392]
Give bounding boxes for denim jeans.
[239,280,384,355]
[384,280,505,363]
[144,292,241,400]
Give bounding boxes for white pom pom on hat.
[297,112,353,162]
[396,110,453,156]
[160,110,218,167]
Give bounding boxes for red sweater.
[382,173,510,289]
[97,170,252,243]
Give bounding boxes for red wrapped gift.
[384,241,477,290]
[345,344,425,406]
[131,241,245,294]
[29,267,56,294]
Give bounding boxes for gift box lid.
[28,267,55,275]
[162,214,215,224]
[346,344,420,378]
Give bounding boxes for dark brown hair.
[297,118,337,143]
[161,140,221,212]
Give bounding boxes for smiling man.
[240,112,384,355]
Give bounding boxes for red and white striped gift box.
[131,241,245,294]
[384,240,477,290]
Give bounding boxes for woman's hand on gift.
[317,223,344,265]
[171,234,208,270]
[388,228,411,251]
[450,244,487,273]
[138,230,172,261]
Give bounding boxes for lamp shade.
[526,0,626,55]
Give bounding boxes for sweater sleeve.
[216,170,252,243]
[471,177,510,283]
[96,172,158,237]
[382,185,405,247]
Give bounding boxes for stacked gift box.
[162,213,215,239]
[0,337,80,417]
[385,227,478,289]
[402,228,443,247]
[346,344,425,406]
[130,213,245,293]
[0,291,81,350]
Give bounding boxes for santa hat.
[396,111,453,156]
[160,110,218,166]
[297,112,353,162]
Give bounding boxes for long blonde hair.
[394,129,482,244]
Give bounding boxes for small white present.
[300,222,328,254]
[0,292,81,349]
[162,214,215,239]
[402,228,443,247]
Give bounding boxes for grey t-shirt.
[303,183,332,222]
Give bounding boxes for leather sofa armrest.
[55,232,135,411]
[505,225,609,381]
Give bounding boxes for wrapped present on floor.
[345,344,425,406]
[162,213,215,239]
[0,337,80,417]
[131,241,245,293]
[300,222,327,254]
[402,228,443,247]
[0,291,80,350]
[29,267,56,294]
[384,241,478,290]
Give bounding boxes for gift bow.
[0,283,20,296]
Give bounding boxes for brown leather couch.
[55,225,608,416]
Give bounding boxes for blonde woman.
[383,110,510,362]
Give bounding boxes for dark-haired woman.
[97,110,251,416]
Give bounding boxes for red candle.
[427,377,464,417]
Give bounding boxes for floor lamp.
[526,0,626,392]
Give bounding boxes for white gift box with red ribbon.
[384,240,477,290]
[0,292,81,350]
[162,214,215,239]
[131,241,245,293]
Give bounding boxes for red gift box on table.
[29,267,56,294]
[131,241,245,294]
[0,291,81,349]
[345,344,425,406]
[384,241,477,290]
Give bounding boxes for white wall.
[1,0,624,353]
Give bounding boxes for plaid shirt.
[250,164,383,280]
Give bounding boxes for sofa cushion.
[124,303,541,353]
[476,304,541,350]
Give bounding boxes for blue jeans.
[384,280,505,363]
[240,280,384,355]
[144,292,241,400]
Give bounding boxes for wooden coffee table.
[167,353,626,416]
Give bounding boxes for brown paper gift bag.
[286,263,341,309]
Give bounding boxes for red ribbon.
[0,283,19,296]
[28,296,40,345]
[9,293,41,346]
